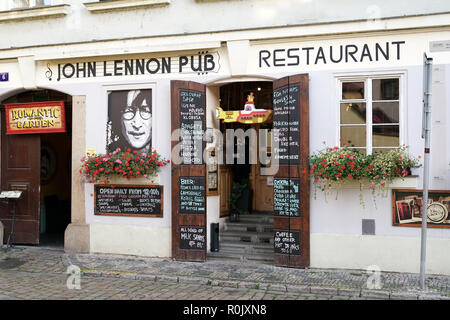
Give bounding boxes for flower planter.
[107,175,160,185]
[324,176,418,189]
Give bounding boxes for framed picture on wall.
[106,89,152,153]
[392,189,450,228]
[206,149,218,195]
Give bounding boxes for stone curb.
[77,269,450,300]
[360,289,391,299]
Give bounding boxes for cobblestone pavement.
[0,246,449,300]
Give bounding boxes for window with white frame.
[9,0,51,9]
[338,75,402,154]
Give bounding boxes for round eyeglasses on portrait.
[122,106,151,120]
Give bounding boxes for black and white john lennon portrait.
[107,89,152,153]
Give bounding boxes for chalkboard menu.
[274,230,300,255]
[179,226,206,250]
[179,177,205,214]
[95,185,163,217]
[273,178,300,217]
[179,89,205,165]
[273,84,300,164]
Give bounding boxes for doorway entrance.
[218,81,275,217]
[213,81,275,263]
[0,89,72,248]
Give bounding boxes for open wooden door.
[272,74,309,268]
[0,108,41,245]
[171,81,207,261]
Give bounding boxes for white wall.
[1,22,449,272]
[2,0,450,50]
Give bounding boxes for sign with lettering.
[0,72,8,82]
[258,41,405,68]
[179,89,205,165]
[45,51,220,82]
[274,230,300,255]
[179,177,205,214]
[179,226,206,250]
[273,178,300,217]
[5,101,66,135]
[94,184,163,217]
[273,84,300,164]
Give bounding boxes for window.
[338,75,402,154]
[9,0,51,9]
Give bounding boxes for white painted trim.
[0,4,68,22]
[84,0,170,13]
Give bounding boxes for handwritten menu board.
[179,177,205,214]
[273,84,300,164]
[273,178,300,217]
[180,226,206,250]
[274,230,300,255]
[179,89,205,165]
[95,185,163,217]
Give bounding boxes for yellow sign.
[215,93,272,124]
[5,101,66,134]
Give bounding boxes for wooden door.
[272,74,309,268]
[171,81,207,261]
[0,109,41,244]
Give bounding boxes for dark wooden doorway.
[273,74,310,268]
[0,126,40,244]
[171,80,207,261]
[0,90,72,245]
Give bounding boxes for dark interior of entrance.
[1,90,72,247]
[219,81,274,216]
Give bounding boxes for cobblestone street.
[0,246,449,301]
[0,269,357,300]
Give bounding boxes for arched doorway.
[0,89,72,248]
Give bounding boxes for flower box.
[325,176,418,189]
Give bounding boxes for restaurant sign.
[5,101,66,135]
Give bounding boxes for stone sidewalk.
[1,245,449,300]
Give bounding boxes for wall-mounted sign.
[5,101,66,135]
[44,51,220,82]
[94,184,163,217]
[392,189,450,228]
[179,226,206,250]
[179,177,205,214]
[215,93,272,124]
[273,178,300,217]
[0,72,9,82]
[274,230,300,255]
[258,41,405,68]
[179,89,205,165]
[273,84,300,164]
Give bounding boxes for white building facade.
[0,0,449,275]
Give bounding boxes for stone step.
[219,240,274,254]
[219,230,273,244]
[207,250,274,263]
[223,221,273,233]
[233,214,274,224]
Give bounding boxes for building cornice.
[0,4,70,23]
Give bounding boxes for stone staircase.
[207,212,274,264]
